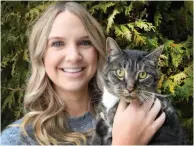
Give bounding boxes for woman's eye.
[79,40,92,46]
[51,41,65,47]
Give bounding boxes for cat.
[89,37,186,145]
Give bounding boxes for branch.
[1,87,25,92]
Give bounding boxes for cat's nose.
[127,85,134,92]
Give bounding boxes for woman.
[1,1,165,145]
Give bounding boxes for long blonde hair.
[21,2,106,145]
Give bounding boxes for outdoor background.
[1,1,193,144]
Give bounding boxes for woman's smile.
[60,67,86,78]
[62,68,84,73]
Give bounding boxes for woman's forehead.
[48,11,88,40]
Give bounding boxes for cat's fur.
[90,37,186,145]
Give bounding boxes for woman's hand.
[112,98,166,145]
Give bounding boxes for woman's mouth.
[62,68,84,73]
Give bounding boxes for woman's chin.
[59,82,88,93]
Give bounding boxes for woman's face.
[44,11,97,94]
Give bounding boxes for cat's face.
[102,37,163,102]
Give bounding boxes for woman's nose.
[65,44,82,62]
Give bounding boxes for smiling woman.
[0,1,166,145]
[1,2,106,145]
[44,11,98,96]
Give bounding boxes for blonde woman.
[1,2,165,145]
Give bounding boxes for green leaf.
[170,72,188,85]
[133,29,147,46]
[89,2,115,15]
[154,11,162,27]
[107,9,120,33]
[124,3,133,15]
[135,19,155,32]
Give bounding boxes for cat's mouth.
[123,96,137,103]
[123,91,138,103]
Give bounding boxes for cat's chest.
[102,87,119,112]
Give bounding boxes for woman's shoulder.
[0,118,38,145]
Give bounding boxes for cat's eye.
[139,72,147,79]
[115,69,125,79]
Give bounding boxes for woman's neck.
[65,97,90,117]
[55,87,90,117]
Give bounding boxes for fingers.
[116,98,127,113]
[129,99,141,108]
[117,98,141,114]
[139,112,166,145]
[125,99,141,112]
[140,96,155,112]
[150,112,166,134]
[148,98,162,121]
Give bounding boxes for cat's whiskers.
[116,89,129,97]
[105,88,121,94]
[138,91,154,103]
[138,93,145,102]
[141,90,169,98]
[140,94,150,102]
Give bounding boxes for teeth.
[62,68,83,73]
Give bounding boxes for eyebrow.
[48,35,89,41]
[48,36,64,41]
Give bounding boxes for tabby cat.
[90,37,186,145]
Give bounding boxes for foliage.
[1,1,54,129]
[1,1,193,144]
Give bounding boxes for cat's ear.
[145,45,164,64]
[106,37,122,56]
